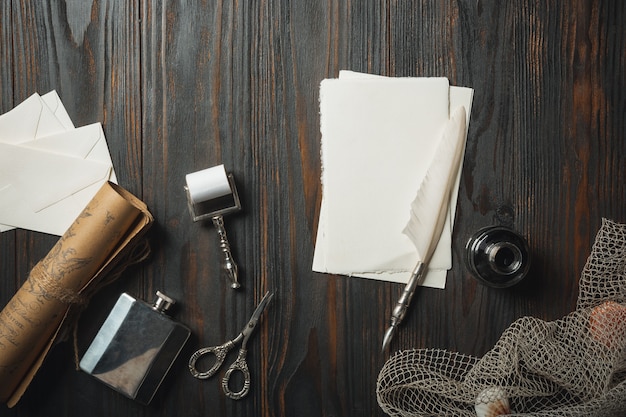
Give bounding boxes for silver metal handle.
[221,349,251,400]
[382,262,427,351]
[189,342,232,379]
[212,215,241,289]
[391,262,427,325]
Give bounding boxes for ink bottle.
[465,226,531,288]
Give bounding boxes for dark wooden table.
[1,1,625,416]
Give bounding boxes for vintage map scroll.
[0,182,153,406]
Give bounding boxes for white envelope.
[0,91,77,232]
[41,90,75,130]
[0,91,116,236]
[0,123,116,235]
[0,93,68,145]
[0,142,110,212]
[0,92,69,232]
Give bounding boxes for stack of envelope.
[0,92,116,236]
[312,71,473,289]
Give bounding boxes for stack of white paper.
[312,71,473,289]
[0,92,116,236]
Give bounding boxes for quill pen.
[382,106,467,351]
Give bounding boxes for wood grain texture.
[1,1,625,416]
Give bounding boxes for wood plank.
[0,1,624,416]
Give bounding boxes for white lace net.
[377,218,626,416]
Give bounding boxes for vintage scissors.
[188,291,274,399]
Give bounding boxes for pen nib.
[381,325,396,352]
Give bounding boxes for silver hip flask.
[80,291,191,404]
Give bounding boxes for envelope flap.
[41,90,75,129]
[0,143,110,212]
[23,123,102,158]
[0,94,66,145]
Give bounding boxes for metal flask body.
[80,291,191,405]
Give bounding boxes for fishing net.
[377,218,626,417]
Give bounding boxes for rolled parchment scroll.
[0,182,153,407]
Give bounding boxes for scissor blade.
[241,291,274,338]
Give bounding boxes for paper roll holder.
[184,172,242,289]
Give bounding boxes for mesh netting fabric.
[377,218,626,417]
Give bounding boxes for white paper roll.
[185,165,232,204]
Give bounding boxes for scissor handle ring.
[189,343,231,379]
[221,349,251,400]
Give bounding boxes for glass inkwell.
[465,226,531,288]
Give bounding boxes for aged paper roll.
[0,182,153,406]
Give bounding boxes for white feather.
[403,106,467,263]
